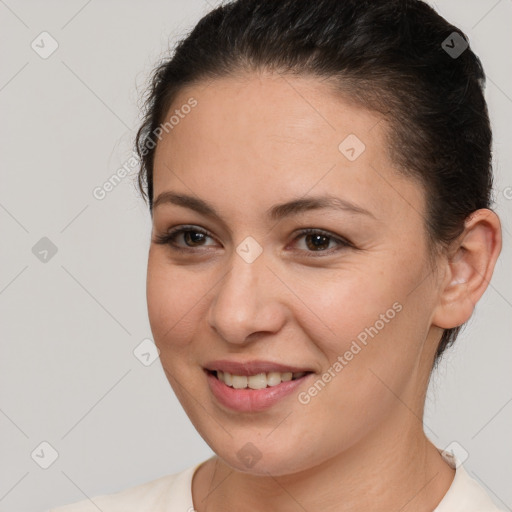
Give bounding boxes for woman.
[50,0,504,510]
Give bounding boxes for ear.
[432,208,502,329]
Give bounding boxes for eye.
[290,228,352,255]
[152,225,217,251]
[152,226,353,256]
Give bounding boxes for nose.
[207,249,288,345]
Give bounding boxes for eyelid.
[290,227,352,248]
[153,225,353,255]
[152,225,218,251]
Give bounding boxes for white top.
[47,449,505,512]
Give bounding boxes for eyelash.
[153,225,353,257]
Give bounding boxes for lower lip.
[205,371,312,412]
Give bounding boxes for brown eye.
[304,233,331,251]
[181,230,208,247]
[153,226,217,250]
[153,225,352,257]
[292,228,352,255]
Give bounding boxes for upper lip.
[204,359,314,376]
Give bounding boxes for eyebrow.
[152,191,376,221]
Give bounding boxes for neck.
[192,415,455,512]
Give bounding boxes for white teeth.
[281,372,293,382]
[231,375,248,389]
[215,370,308,389]
[247,373,267,389]
[266,372,282,387]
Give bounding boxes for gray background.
[0,1,510,511]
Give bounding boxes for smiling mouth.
[206,369,312,390]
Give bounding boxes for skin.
[146,71,502,512]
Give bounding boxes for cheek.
[300,267,430,412]
[291,251,430,388]
[146,252,210,350]
[292,290,420,454]
[290,260,410,353]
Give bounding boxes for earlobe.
[432,209,502,330]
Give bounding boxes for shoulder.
[46,462,201,512]
[434,450,506,512]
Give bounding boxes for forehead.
[157,72,383,161]
[152,72,425,225]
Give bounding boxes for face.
[147,72,444,476]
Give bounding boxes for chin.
[223,454,307,477]
[210,437,329,477]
